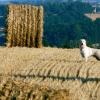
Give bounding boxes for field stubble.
[0,47,100,100]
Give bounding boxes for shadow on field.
[13,74,100,83]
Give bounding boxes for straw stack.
[7,5,43,48]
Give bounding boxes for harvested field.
[0,47,100,100]
[0,76,70,100]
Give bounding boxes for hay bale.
[16,5,21,46]
[36,6,44,48]
[23,5,28,47]
[31,6,38,47]
[7,5,14,47]
[7,5,43,48]
[27,5,32,47]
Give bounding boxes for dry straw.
[36,6,43,48]
[7,5,43,48]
